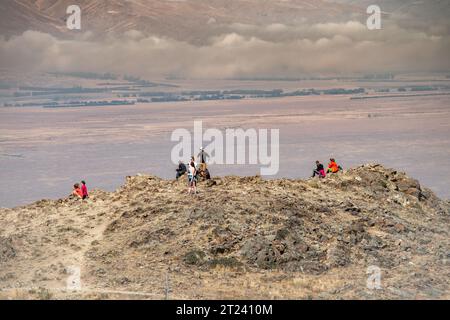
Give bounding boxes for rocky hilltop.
[0,164,449,299]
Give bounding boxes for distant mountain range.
[3,1,448,42]
[1,1,448,77]
[0,0,366,41]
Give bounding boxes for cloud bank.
[1,20,449,78]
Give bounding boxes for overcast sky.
[0,1,449,78]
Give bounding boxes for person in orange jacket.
[327,158,341,173]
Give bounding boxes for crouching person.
[72,183,83,199]
[176,161,187,180]
[312,160,326,178]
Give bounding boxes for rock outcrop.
[0,164,449,299]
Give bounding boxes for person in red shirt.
[81,180,89,199]
[72,183,83,199]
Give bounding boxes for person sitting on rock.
[72,183,83,199]
[312,160,326,178]
[204,167,211,180]
[176,161,187,180]
[81,180,89,200]
[327,158,342,174]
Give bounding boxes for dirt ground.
[0,164,449,300]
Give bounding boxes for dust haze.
[1,19,449,79]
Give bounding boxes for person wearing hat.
[197,147,210,173]
[197,147,210,164]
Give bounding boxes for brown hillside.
[0,164,449,299]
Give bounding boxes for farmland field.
[1,90,450,208]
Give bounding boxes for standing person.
[187,161,197,194]
[72,183,83,199]
[81,180,89,199]
[197,147,210,172]
[312,161,326,178]
[176,161,187,180]
[190,156,198,170]
[190,155,199,180]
